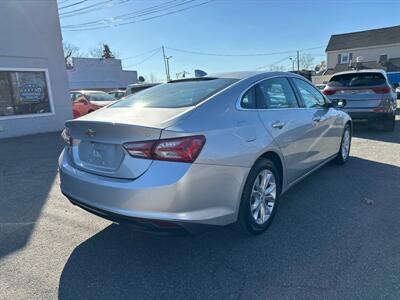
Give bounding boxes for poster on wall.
[19,83,44,102]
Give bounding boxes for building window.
[0,70,52,117]
[340,53,350,64]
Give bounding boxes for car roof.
[70,90,105,94]
[332,69,387,76]
[127,83,160,88]
[188,71,305,81]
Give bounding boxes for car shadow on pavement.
[0,132,63,258]
[352,118,400,144]
[58,156,400,299]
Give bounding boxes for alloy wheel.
[341,128,351,160]
[250,169,277,225]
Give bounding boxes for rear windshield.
[329,72,386,87]
[130,86,154,94]
[87,92,116,101]
[112,78,237,108]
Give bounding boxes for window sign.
[0,70,52,117]
[20,84,43,102]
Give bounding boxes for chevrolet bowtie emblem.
[85,129,96,137]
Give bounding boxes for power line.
[123,49,162,68]
[60,0,112,15]
[121,47,162,60]
[256,56,293,70]
[62,0,192,27]
[60,0,128,17]
[62,0,216,31]
[59,0,89,10]
[165,46,325,57]
[58,0,73,4]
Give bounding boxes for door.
[291,78,339,164]
[254,77,318,183]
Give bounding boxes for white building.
[325,25,400,74]
[0,0,72,138]
[67,57,138,91]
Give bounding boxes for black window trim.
[288,76,328,109]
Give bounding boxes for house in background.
[67,57,138,91]
[313,25,400,84]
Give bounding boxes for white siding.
[67,58,138,90]
[0,0,72,138]
[327,43,400,68]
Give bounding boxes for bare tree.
[299,53,315,70]
[269,65,285,72]
[63,41,84,68]
[141,73,158,83]
[149,73,158,83]
[89,42,119,59]
[89,42,104,58]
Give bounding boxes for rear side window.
[130,86,151,94]
[329,72,386,87]
[114,78,237,108]
[241,87,256,109]
[256,77,298,109]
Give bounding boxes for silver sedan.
[59,71,352,235]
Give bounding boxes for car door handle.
[312,117,321,123]
[272,121,286,129]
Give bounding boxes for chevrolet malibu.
[59,72,352,235]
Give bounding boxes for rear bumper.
[59,149,249,227]
[343,108,393,121]
[64,194,210,234]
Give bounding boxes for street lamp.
[289,57,295,72]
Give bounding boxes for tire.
[333,123,351,165]
[383,115,395,132]
[237,158,281,235]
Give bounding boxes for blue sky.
[60,0,400,81]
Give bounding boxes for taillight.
[322,88,336,95]
[372,86,391,94]
[123,135,206,163]
[61,127,72,146]
[123,141,153,158]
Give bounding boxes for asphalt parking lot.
[1,113,399,299]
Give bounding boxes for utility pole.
[162,46,172,82]
[290,57,294,72]
[162,46,168,81]
[297,50,300,73]
[165,55,172,81]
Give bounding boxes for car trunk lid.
[328,87,384,108]
[66,120,161,179]
[65,106,194,179]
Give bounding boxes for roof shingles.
[326,25,400,52]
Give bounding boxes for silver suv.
[323,69,396,131]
